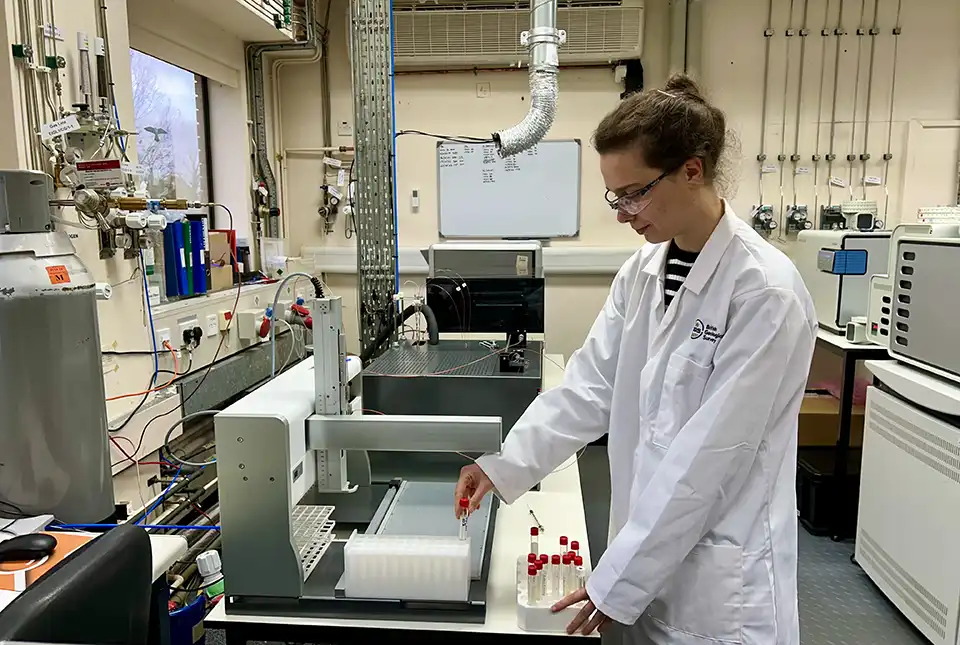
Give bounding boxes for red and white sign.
[76,159,123,189]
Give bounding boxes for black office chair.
[0,524,153,645]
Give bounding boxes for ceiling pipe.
[492,0,565,157]
[668,0,688,76]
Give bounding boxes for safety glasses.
[604,168,674,216]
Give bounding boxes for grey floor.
[206,448,928,644]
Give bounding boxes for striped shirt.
[664,243,699,308]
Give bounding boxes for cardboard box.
[209,231,234,292]
[798,393,865,447]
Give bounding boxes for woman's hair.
[592,74,727,183]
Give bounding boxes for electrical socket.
[337,120,353,136]
[155,328,171,348]
[178,317,200,347]
[205,314,219,338]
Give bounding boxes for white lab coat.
[476,203,817,645]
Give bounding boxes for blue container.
[169,594,206,645]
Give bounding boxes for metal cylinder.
[0,171,114,522]
[0,170,57,233]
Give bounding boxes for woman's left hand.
[552,587,610,635]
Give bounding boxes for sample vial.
[458,498,469,540]
[551,554,562,598]
[519,552,536,587]
[536,560,545,598]
[560,535,569,553]
[528,564,539,603]
[530,526,539,556]
[575,555,585,589]
[571,540,580,557]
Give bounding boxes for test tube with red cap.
[458,498,469,540]
[535,559,545,598]
[560,535,568,551]
[527,564,539,603]
[551,554,562,597]
[561,553,573,595]
[530,526,539,556]
[571,540,580,557]
[574,555,585,589]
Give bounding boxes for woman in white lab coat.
[454,75,818,645]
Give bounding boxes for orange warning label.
[45,265,71,284]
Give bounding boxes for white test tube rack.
[515,553,592,633]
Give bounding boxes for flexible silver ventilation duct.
[493,0,565,157]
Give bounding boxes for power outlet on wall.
[337,120,353,136]
[476,82,491,98]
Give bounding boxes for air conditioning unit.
[392,0,644,69]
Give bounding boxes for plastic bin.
[169,595,206,645]
[796,447,861,536]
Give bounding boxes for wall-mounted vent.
[392,0,644,69]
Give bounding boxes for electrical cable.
[138,463,184,525]
[105,341,177,401]
[0,518,17,538]
[395,129,494,144]
[162,410,220,467]
[278,319,299,373]
[54,523,220,531]
[117,203,241,468]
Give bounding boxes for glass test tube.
[530,526,539,556]
[458,498,469,540]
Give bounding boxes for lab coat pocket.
[646,543,744,644]
[651,354,711,450]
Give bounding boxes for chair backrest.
[0,525,152,645]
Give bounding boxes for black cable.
[396,129,494,144]
[114,204,241,468]
[0,518,17,537]
[0,499,27,519]
[102,350,163,356]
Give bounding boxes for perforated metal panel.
[367,347,502,377]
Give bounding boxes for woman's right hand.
[454,463,495,518]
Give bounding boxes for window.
[130,49,210,207]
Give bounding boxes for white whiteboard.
[437,139,581,238]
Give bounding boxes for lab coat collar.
[684,200,737,295]
[640,200,738,294]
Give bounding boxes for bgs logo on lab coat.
[691,319,723,343]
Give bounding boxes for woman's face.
[599,148,703,244]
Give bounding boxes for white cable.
[278,319,298,373]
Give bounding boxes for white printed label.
[761,164,778,174]
[199,252,206,265]
[795,166,811,175]
[121,162,145,177]
[40,115,80,140]
[180,248,186,267]
[864,175,883,186]
[829,176,846,188]
[349,183,355,200]
[516,254,530,277]
[76,159,123,189]
[337,169,346,186]
[323,157,342,168]
[328,186,343,200]
[142,246,155,266]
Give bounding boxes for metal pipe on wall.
[668,0,688,76]
[811,0,834,225]
[685,0,703,79]
[859,0,880,199]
